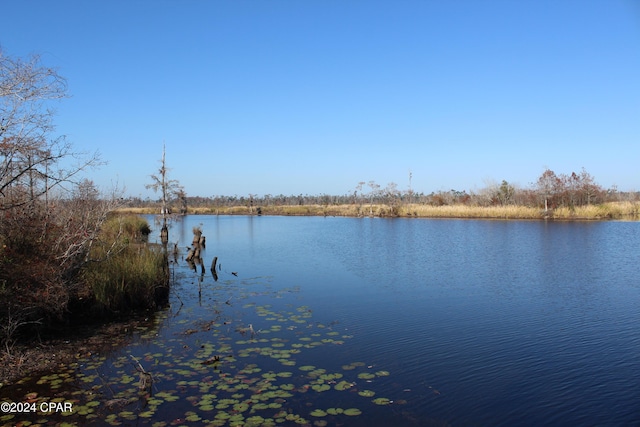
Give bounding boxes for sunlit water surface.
[4,215,640,427]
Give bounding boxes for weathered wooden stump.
[160,224,169,245]
[211,256,219,281]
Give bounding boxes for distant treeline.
[126,168,638,212]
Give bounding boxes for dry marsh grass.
[116,202,640,220]
[399,204,541,219]
[551,201,640,219]
[116,207,156,214]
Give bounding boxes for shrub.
[0,208,166,347]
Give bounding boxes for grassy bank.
[81,215,169,315]
[118,201,640,220]
[1,214,169,356]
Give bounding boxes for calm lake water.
[4,215,640,427]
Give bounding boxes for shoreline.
[116,201,640,221]
[0,316,152,386]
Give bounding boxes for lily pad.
[18,267,394,427]
[215,412,231,420]
[310,409,327,417]
[334,380,354,391]
[245,415,266,425]
[233,402,250,412]
[319,373,342,381]
[372,397,392,405]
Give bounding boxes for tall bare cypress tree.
[146,144,183,244]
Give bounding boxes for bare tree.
[176,187,187,215]
[378,182,400,216]
[0,49,101,211]
[146,144,183,243]
[536,169,560,212]
[354,181,366,214]
[407,170,414,204]
[53,180,124,273]
[578,167,602,205]
[0,48,106,269]
[367,180,380,216]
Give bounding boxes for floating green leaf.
[372,397,392,405]
[319,373,342,381]
[311,384,330,392]
[229,413,245,424]
[245,415,267,426]
[233,402,249,412]
[343,408,362,416]
[334,381,354,391]
[310,409,327,417]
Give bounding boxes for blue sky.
[3,1,639,199]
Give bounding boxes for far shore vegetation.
[120,170,640,221]
[118,200,640,220]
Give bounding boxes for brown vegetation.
[0,50,169,356]
[0,211,167,352]
[123,167,638,221]
[116,201,640,220]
